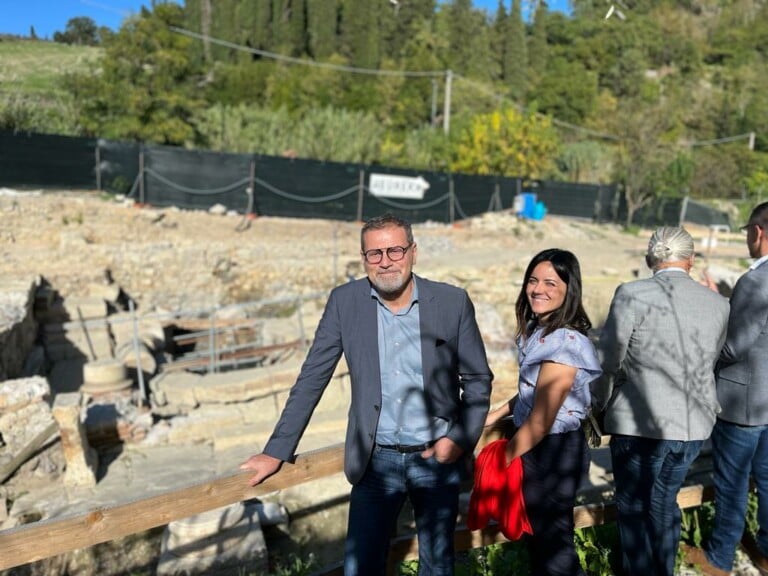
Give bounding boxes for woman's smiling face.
[525,261,567,320]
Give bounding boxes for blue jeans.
[344,445,462,576]
[610,435,703,576]
[706,419,768,570]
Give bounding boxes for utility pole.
[431,79,438,129]
[443,69,453,135]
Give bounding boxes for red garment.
[467,438,533,540]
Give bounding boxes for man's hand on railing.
[240,453,283,486]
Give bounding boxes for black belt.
[377,441,435,453]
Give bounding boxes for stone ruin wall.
[0,277,40,382]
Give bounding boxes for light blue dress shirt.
[374,278,449,445]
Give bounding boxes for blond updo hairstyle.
[645,226,694,270]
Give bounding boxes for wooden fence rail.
[0,439,715,574]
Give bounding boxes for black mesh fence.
[0,130,732,230]
[253,156,360,220]
[532,180,619,221]
[0,131,97,189]
[98,138,140,195]
[141,144,253,213]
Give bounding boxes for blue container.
[532,201,547,221]
[517,193,537,218]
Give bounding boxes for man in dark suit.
[241,213,493,576]
[684,202,768,576]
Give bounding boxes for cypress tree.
[340,0,380,69]
[528,0,548,88]
[306,0,338,59]
[507,0,528,100]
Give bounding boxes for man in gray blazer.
[595,226,729,576]
[241,213,493,576]
[688,202,768,576]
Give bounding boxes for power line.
[170,26,756,149]
[682,133,754,147]
[169,27,446,78]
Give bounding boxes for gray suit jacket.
[716,260,768,425]
[263,274,493,485]
[595,270,729,441]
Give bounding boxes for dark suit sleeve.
[721,270,768,363]
[263,290,344,461]
[447,292,493,452]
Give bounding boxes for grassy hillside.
[0,38,100,97]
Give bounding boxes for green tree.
[307,0,339,59]
[529,56,597,123]
[450,107,559,177]
[53,16,99,46]
[340,0,381,68]
[288,0,308,56]
[439,0,493,81]
[506,0,528,100]
[608,98,676,227]
[489,1,507,81]
[64,4,204,145]
[527,1,548,88]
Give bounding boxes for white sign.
[369,173,430,200]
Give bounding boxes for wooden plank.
[0,444,345,571]
[0,422,59,484]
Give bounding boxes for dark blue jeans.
[522,429,589,576]
[706,419,768,570]
[344,445,462,576]
[610,435,703,576]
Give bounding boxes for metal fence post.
[138,147,145,205]
[678,195,689,226]
[95,142,101,191]
[357,168,365,222]
[129,300,146,406]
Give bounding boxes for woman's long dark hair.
[514,248,592,339]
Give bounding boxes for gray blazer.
[716,260,768,425]
[595,270,729,441]
[263,274,493,485]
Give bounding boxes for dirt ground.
[0,188,748,403]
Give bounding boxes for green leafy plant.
[575,526,615,576]
[269,552,317,576]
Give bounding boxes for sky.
[0,0,571,40]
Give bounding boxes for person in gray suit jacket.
[687,202,768,576]
[240,213,493,576]
[594,226,729,576]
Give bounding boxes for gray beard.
[373,273,409,297]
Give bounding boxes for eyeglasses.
[362,244,412,264]
[741,222,764,232]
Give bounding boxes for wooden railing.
[0,438,715,575]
